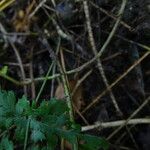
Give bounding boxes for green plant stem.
[59,67,78,150]
[23,61,54,150]
[24,41,150,84]
[58,48,75,124]
[0,72,23,85]
[0,125,16,138]
[23,117,31,150]
[35,62,54,103]
[58,40,78,149]
[1,43,149,86]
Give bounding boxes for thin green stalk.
[23,117,31,150]
[23,41,150,85]
[17,53,53,149]
[56,36,78,150]
[59,68,78,150]
[0,72,23,86]
[35,62,54,103]
[59,68,74,123]
[1,43,149,87]
[23,36,57,150]
[57,40,75,123]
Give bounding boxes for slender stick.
[82,118,150,131]
[107,96,150,140]
[83,0,123,116]
[35,62,54,103]
[0,23,27,95]
[1,39,149,86]
[58,46,78,150]
[82,51,150,113]
[23,117,31,150]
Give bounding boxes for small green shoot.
[0,90,109,150]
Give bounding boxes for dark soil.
[0,0,150,149]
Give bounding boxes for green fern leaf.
[0,137,14,150]
[31,130,46,142]
[15,95,30,115]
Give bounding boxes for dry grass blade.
[0,0,15,11]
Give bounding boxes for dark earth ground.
[0,0,150,149]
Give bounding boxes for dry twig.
[107,95,150,140]
[82,118,150,131]
[83,0,123,116]
[82,51,150,113]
